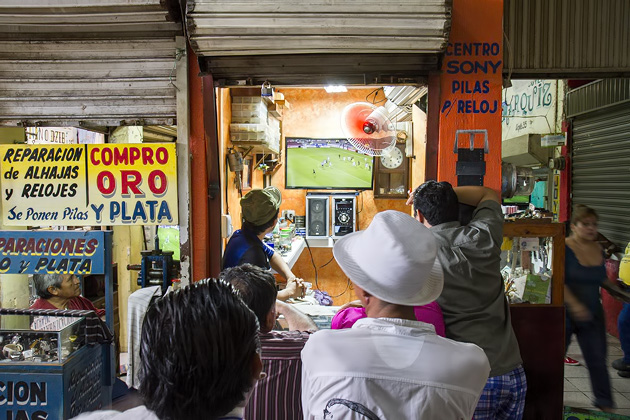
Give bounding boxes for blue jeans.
[566,313,613,408]
[618,303,630,363]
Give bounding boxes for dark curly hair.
[138,278,260,420]
[412,180,459,226]
[220,263,277,331]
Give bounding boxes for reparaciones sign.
[0,231,105,275]
[0,144,178,226]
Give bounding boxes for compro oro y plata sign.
[0,144,178,226]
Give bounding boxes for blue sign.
[0,231,105,275]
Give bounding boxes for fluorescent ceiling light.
[325,85,347,93]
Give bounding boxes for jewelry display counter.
[0,310,113,420]
[0,230,116,420]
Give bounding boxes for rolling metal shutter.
[0,0,182,127]
[504,0,630,78]
[568,79,630,248]
[186,0,452,86]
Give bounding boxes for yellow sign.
[0,144,178,226]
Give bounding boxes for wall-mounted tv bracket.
[453,129,489,186]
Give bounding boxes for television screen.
[285,137,374,189]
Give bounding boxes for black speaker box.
[306,196,329,238]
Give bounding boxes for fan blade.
[341,102,397,156]
[341,102,374,138]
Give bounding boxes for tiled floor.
[565,333,630,417]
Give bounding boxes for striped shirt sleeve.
[245,330,311,420]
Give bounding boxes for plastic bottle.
[619,244,630,286]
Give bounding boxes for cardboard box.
[273,91,285,105]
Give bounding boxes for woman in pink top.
[331,300,446,337]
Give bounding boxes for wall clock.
[373,142,409,198]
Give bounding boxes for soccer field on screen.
[286,147,373,189]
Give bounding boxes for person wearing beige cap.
[223,186,304,301]
[301,210,490,419]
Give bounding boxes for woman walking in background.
[564,204,614,412]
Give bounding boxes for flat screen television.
[285,137,374,189]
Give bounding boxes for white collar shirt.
[301,317,490,420]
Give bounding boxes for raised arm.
[453,186,500,206]
[275,300,318,331]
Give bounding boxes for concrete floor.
[565,333,630,417]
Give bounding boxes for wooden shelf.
[234,142,279,155]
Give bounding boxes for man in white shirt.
[301,210,490,420]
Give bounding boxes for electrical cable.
[366,87,387,105]
[304,238,320,291]
[501,114,553,133]
[503,30,513,86]
[318,255,335,268]
[327,278,351,298]
[304,237,350,299]
[355,191,363,231]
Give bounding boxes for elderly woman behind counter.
[30,273,105,317]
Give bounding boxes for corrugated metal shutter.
[187,0,451,86]
[571,102,630,248]
[0,1,182,126]
[504,0,630,78]
[566,79,630,118]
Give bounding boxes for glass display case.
[0,314,86,364]
[504,220,565,420]
[0,311,112,420]
[503,221,565,306]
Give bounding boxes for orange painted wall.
[278,88,408,220]
[220,87,410,305]
[280,88,409,305]
[437,0,503,191]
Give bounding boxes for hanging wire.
[319,255,335,268]
[355,191,363,231]
[304,238,320,291]
[328,278,351,298]
[366,87,387,105]
[503,30,513,86]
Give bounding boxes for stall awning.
[0,0,182,127]
[186,0,452,86]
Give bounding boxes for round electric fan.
[341,102,397,156]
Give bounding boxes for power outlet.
[282,210,296,222]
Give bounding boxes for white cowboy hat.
[333,210,443,306]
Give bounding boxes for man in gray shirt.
[410,181,526,420]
